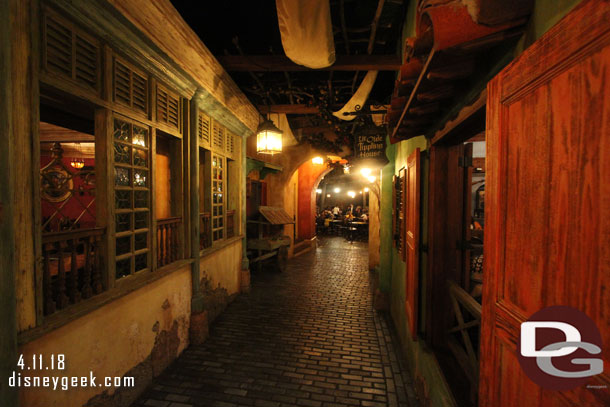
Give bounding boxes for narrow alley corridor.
[133,238,418,407]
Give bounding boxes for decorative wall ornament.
[41,143,74,203]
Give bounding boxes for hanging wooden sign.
[353,131,388,166]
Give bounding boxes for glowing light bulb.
[312,156,324,165]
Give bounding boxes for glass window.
[113,117,150,278]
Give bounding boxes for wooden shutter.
[225,130,236,158]
[113,56,148,114]
[198,110,211,148]
[212,120,224,152]
[43,10,100,93]
[480,2,610,406]
[156,84,180,130]
[405,148,421,338]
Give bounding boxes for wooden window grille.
[113,118,151,278]
[156,84,180,130]
[211,153,225,242]
[43,11,101,92]
[113,57,148,114]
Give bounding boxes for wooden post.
[0,0,18,404]
[190,91,203,312]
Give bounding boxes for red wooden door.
[480,1,610,406]
[405,148,421,338]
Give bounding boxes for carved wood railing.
[226,209,236,238]
[446,279,482,403]
[42,228,105,316]
[157,217,182,267]
[200,212,211,250]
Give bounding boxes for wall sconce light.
[326,194,331,198]
[347,191,356,198]
[316,189,322,193]
[334,187,341,193]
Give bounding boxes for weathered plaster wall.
[199,239,243,295]
[516,0,582,52]
[297,160,328,241]
[18,266,192,407]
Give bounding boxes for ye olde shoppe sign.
[354,132,387,165]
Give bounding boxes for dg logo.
[518,306,604,390]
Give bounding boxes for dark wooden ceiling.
[171,0,407,153]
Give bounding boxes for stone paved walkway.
[133,237,418,407]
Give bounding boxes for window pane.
[134,191,148,208]
[133,169,148,187]
[116,235,131,256]
[133,125,147,147]
[134,232,147,251]
[114,143,131,164]
[116,213,131,232]
[114,120,130,142]
[116,258,131,279]
[133,148,147,167]
[115,190,132,209]
[135,253,147,272]
[114,167,130,186]
[134,211,148,229]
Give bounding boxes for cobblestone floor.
[133,237,418,407]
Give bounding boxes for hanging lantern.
[70,158,85,169]
[256,118,283,155]
[70,143,85,169]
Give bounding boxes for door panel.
[480,1,610,406]
[405,148,421,338]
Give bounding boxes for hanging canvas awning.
[276,0,336,69]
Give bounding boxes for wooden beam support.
[218,55,401,72]
[258,105,320,114]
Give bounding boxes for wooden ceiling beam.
[258,104,320,114]
[217,55,401,71]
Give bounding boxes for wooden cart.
[246,206,293,272]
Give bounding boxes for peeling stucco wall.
[199,239,242,295]
[18,266,192,407]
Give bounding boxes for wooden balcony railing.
[446,279,482,403]
[226,209,236,238]
[157,217,182,267]
[200,212,211,250]
[42,227,105,316]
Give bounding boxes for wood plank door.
[480,1,610,406]
[405,148,421,338]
